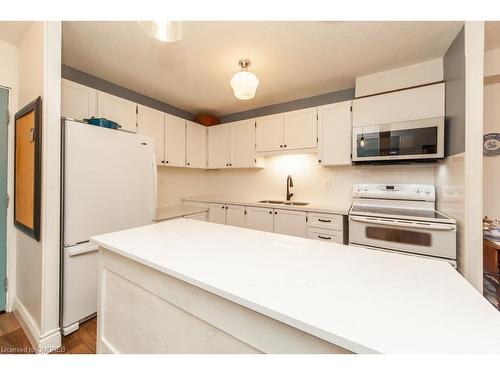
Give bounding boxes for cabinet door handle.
[269,211,272,214]
[318,235,331,240]
[280,145,283,148]
[165,160,169,164]
[284,144,287,148]
[274,211,277,215]
[318,219,331,223]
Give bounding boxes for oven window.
[357,127,438,157]
[365,227,432,246]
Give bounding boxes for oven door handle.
[349,216,456,231]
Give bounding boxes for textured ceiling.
[62,21,463,116]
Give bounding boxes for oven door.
[352,117,444,162]
[348,215,456,260]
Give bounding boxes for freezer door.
[64,120,156,245]
[62,242,99,328]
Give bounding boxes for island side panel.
[97,248,352,354]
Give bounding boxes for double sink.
[257,200,309,206]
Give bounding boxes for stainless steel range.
[348,184,457,265]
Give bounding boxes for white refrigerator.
[61,119,156,335]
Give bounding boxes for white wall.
[0,39,18,312]
[157,154,437,208]
[13,21,62,352]
[483,47,500,220]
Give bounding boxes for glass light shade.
[230,71,259,100]
[139,21,183,43]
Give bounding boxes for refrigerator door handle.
[68,243,99,257]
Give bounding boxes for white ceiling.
[63,21,462,117]
[0,21,31,45]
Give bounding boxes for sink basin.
[257,200,285,204]
[282,201,309,206]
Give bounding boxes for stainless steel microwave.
[352,117,444,164]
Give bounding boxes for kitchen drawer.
[307,212,343,230]
[307,228,343,244]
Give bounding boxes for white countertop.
[182,195,351,215]
[155,205,208,222]
[92,219,500,354]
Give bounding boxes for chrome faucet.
[286,175,294,201]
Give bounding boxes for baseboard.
[13,297,61,354]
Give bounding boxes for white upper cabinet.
[273,209,307,238]
[283,108,317,150]
[207,124,231,168]
[97,91,138,133]
[61,79,97,121]
[185,121,207,168]
[230,120,256,168]
[164,113,186,167]
[226,205,246,228]
[352,83,445,127]
[137,105,164,166]
[255,114,283,152]
[318,100,352,166]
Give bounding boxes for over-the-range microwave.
[352,117,445,164]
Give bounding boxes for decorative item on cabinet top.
[483,133,500,156]
[194,114,220,126]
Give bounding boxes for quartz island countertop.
[92,219,500,354]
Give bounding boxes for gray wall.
[219,88,355,123]
[443,27,465,156]
[63,64,355,124]
[61,65,195,121]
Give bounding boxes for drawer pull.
[318,235,331,240]
[318,219,332,223]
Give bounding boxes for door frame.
[0,86,9,311]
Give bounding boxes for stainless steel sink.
[282,201,309,206]
[257,200,285,204]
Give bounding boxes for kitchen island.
[92,219,500,354]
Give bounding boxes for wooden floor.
[0,311,97,354]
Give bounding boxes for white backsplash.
[157,153,437,207]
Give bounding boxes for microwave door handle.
[350,216,455,231]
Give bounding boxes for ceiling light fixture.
[139,21,183,43]
[230,59,259,100]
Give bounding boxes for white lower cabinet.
[273,209,307,238]
[245,206,274,233]
[226,205,246,228]
[307,227,343,244]
[208,203,227,224]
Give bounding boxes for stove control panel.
[353,184,436,201]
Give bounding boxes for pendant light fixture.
[230,59,259,100]
[139,21,183,43]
